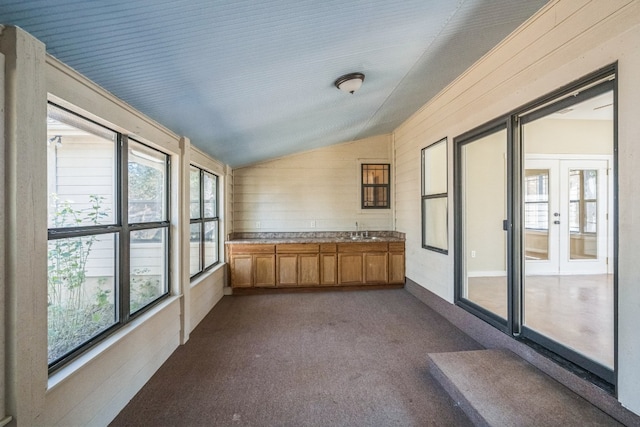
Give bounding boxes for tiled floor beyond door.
[468,274,613,367]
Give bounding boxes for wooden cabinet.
[254,253,276,287]
[337,252,364,284]
[388,242,405,284]
[319,244,337,286]
[276,244,319,287]
[338,242,389,285]
[228,240,404,288]
[298,253,320,285]
[228,244,275,288]
[364,252,388,283]
[230,254,253,288]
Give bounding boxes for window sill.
[46,295,181,392]
[190,262,226,289]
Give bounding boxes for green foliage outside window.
[47,195,114,363]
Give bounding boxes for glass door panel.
[568,169,598,260]
[521,88,614,374]
[524,169,550,261]
[460,128,508,320]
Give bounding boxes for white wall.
[1,26,230,426]
[233,134,394,232]
[393,0,640,415]
[524,118,613,155]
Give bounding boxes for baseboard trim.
[232,283,404,295]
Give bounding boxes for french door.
[455,67,616,385]
[524,158,610,276]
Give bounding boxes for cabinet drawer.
[231,244,275,254]
[276,243,319,253]
[389,242,405,252]
[320,243,337,253]
[338,242,388,253]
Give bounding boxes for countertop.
[226,231,405,244]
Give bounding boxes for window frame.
[189,165,220,279]
[46,102,171,373]
[421,138,448,254]
[361,163,391,209]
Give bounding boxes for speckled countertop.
[226,231,405,244]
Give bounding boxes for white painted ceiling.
[1,0,548,167]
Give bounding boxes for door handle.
[553,220,560,225]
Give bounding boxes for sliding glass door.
[456,123,510,328]
[455,68,616,385]
[520,85,615,381]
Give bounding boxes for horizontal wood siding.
[233,134,393,232]
[392,0,640,415]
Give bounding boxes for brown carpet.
[110,289,483,426]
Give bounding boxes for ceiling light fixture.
[334,72,365,94]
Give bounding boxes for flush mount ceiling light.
[334,72,365,94]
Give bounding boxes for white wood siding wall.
[233,134,394,232]
[392,0,640,415]
[0,50,7,427]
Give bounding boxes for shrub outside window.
[46,103,170,371]
[190,165,219,278]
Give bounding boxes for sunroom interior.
[2,1,640,426]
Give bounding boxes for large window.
[190,166,219,278]
[422,138,448,253]
[47,103,170,371]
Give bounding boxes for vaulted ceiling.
[1,0,547,167]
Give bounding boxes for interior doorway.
[524,158,611,276]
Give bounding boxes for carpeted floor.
[110,289,483,426]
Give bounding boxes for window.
[524,169,549,230]
[422,138,448,253]
[361,164,390,208]
[47,103,170,371]
[568,169,598,234]
[190,165,219,278]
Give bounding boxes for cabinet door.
[338,253,364,284]
[364,252,388,284]
[231,255,253,288]
[299,253,320,286]
[277,254,298,287]
[389,251,405,284]
[320,253,337,285]
[254,254,275,287]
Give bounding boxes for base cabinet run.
[228,241,404,288]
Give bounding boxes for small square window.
[361,164,390,209]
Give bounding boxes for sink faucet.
[351,222,360,239]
